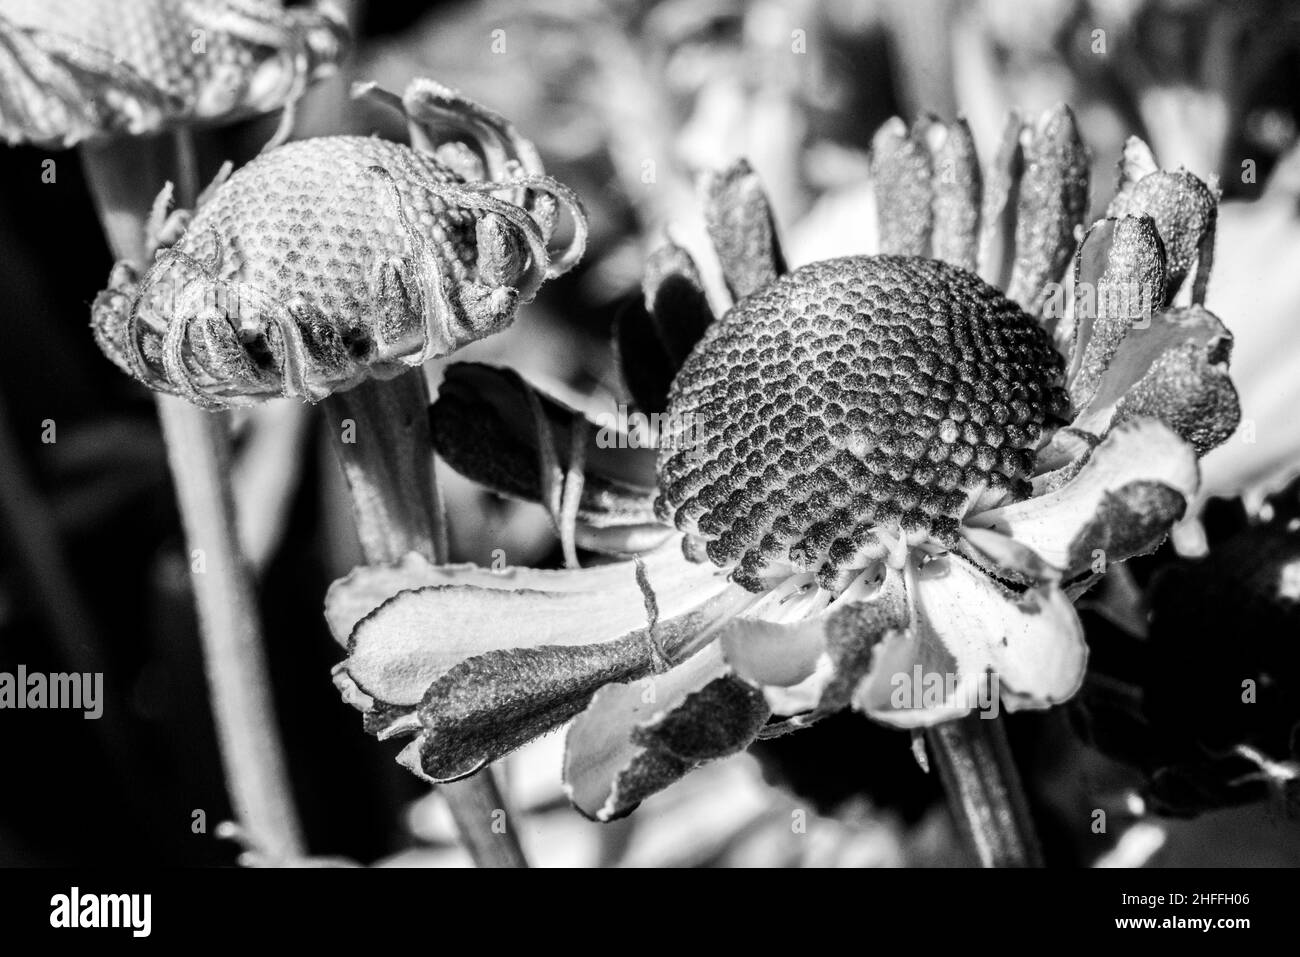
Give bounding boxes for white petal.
[339,543,729,707]
[563,643,767,821]
[857,554,1087,727]
[966,419,1198,574]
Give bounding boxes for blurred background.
[1,0,1299,866]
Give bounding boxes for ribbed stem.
[82,131,305,861]
[323,373,528,868]
[926,712,1043,867]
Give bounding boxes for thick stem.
[926,713,1043,868]
[324,373,527,868]
[82,132,305,861]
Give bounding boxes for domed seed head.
[139,136,483,392]
[657,255,1068,591]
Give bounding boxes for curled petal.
[614,299,679,417]
[615,243,715,414]
[1073,305,1240,454]
[856,555,1087,727]
[978,112,1025,288]
[871,117,933,257]
[1108,168,1218,304]
[0,12,181,146]
[966,419,1198,577]
[1067,215,1168,408]
[1006,104,1090,314]
[563,643,769,821]
[643,243,715,367]
[702,159,787,302]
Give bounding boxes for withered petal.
[871,117,933,257]
[1108,169,1218,304]
[1068,215,1168,408]
[415,638,657,781]
[1072,304,1238,454]
[563,644,769,821]
[1007,104,1090,314]
[978,111,1025,289]
[930,118,983,272]
[702,158,788,302]
[968,418,1198,578]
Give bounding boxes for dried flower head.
[0,0,348,147]
[328,106,1240,821]
[90,80,588,408]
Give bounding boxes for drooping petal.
[412,637,656,781]
[1067,215,1168,408]
[702,159,788,302]
[1072,304,1240,454]
[563,643,769,821]
[719,616,826,689]
[431,363,659,530]
[1006,104,1090,314]
[965,419,1198,577]
[856,555,1086,726]
[871,117,933,256]
[930,118,982,271]
[334,544,732,707]
[979,111,1025,289]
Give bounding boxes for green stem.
[81,131,305,861]
[323,373,528,868]
[926,712,1044,867]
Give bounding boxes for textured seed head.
[0,0,347,146]
[175,136,477,315]
[657,255,1068,592]
[119,136,496,403]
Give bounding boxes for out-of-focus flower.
[328,107,1239,821]
[89,79,587,408]
[351,0,838,300]
[953,0,1300,186]
[0,0,349,148]
[1196,144,1300,508]
[1078,476,1300,817]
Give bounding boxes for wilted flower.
[0,0,348,148]
[329,106,1239,820]
[90,79,587,408]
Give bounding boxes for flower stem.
[926,713,1043,867]
[323,372,528,868]
[82,131,306,861]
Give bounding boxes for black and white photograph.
[0,0,1296,917]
